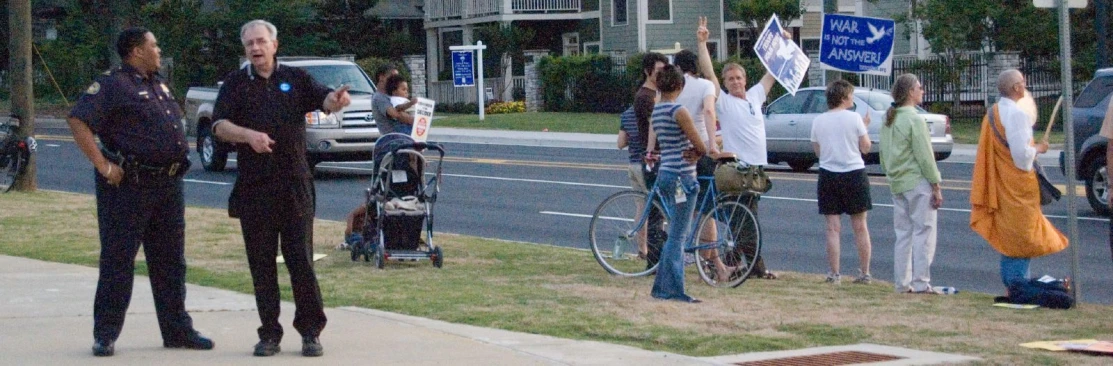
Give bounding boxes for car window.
[1075,75,1113,108]
[300,65,377,95]
[767,92,810,115]
[853,90,895,111]
[805,91,829,114]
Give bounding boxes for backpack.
[1005,278,1074,309]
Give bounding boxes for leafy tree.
[726,0,802,42]
[474,23,536,101]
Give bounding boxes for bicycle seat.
[712,152,737,164]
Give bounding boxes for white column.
[426,29,440,82]
[637,0,647,51]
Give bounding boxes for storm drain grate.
[735,350,904,366]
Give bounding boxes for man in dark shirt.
[372,64,416,135]
[67,27,214,357]
[634,52,668,268]
[210,19,350,358]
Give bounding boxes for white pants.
[892,179,937,292]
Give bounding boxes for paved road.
[29,127,1113,304]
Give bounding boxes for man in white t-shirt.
[695,16,779,280]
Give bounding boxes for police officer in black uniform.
[210,19,350,358]
[67,27,213,357]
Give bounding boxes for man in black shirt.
[68,27,214,357]
[211,19,350,357]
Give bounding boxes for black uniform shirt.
[69,64,188,164]
[211,62,331,217]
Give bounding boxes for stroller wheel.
[373,242,385,269]
[432,246,444,268]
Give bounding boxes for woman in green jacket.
[880,74,944,294]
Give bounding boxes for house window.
[648,0,671,23]
[584,42,602,54]
[613,0,627,26]
[706,40,719,60]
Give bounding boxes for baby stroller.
[350,133,446,268]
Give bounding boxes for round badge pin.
[280,82,291,92]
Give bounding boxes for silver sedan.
[763,86,954,171]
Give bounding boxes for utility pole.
[108,0,125,67]
[1098,0,1109,69]
[9,0,36,191]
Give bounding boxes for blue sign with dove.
[819,14,895,76]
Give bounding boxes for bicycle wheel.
[0,146,21,193]
[589,190,666,277]
[695,199,761,287]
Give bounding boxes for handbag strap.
[987,104,1009,148]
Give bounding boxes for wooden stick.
[1042,96,1063,144]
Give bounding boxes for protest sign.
[753,14,810,95]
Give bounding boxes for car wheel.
[935,151,951,161]
[198,127,227,172]
[1085,155,1111,216]
[787,159,814,172]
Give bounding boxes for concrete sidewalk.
[0,256,979,366]
[0,255,711,365]
[33,117,1063,167]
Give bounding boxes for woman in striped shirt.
[650,65,709,303]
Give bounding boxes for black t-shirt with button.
[69,64,188,165]
[212,63,332,217]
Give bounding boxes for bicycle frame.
[624,174,734,254]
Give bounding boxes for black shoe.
[301,336,323,357]
[253,339,281,357]
[164,331,214,350]
[92,339,115,357]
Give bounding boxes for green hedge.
[536,54,636,113]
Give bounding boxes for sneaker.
[852,274,872,284]
[825,273,841,284]
[253,339,281,357]
[302,336,323,357]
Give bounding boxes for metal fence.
[855,53,1073,123]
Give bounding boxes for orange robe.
[970,106,1068,258]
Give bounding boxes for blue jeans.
[651,170,699,302]
[1000,255,1031,287]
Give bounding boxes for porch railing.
[428,76,525,105]
[426,0,582,20]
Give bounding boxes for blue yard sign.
[452,51,474,87]
[819,14,895,76]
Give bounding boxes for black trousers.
[93,173,193,342]
[239,201,326,341]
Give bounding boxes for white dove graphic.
[867,23,889,44]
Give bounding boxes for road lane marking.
[542,195,1110,223]
[183,179,230,185]
[443,173,627,188]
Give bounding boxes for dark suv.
[1061,67,1113,216]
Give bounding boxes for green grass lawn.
[434,112,619,134]
[2,190,1112,365]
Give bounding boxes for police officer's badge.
[86,82,101,95]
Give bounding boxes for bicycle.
[588,157,762,288]
[0,115,36,192]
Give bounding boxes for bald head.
[997,69,1025,99]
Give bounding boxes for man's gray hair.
[240,19,278,42]
[997,69,1023,96]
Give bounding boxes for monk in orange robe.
[970,69,1067,293]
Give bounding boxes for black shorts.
[817,168,872,215]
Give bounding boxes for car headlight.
[305,110,340,128]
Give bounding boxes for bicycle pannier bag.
[714,162,772,194]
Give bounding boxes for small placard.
[391,170,409,183]
[412,97,436,142]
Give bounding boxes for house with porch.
[420,0,930,100]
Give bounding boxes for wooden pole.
[1041,96,1063,144]
[9,0,36,191]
